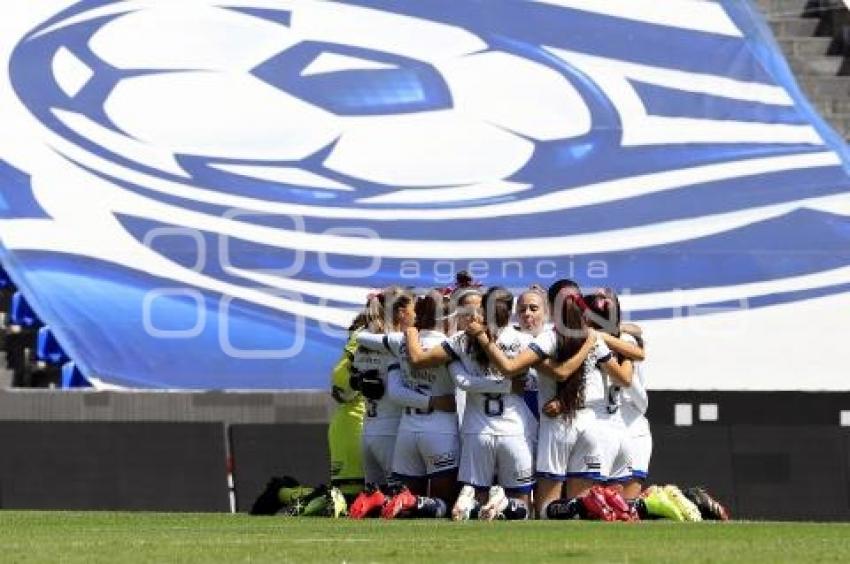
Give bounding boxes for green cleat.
[641,485,684,521]
[279,484,315,506]
[327,487,348,518]
[663,485,703,522]
[300,485,348,518]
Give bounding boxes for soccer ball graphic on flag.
[12,1,595,207]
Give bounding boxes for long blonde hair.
[365,286,414,333]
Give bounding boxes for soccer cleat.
[301,485,348,518]
[416,496,447,518]
[381,487,418,519]
[683,486,730,521]
[250,475,300,515]
[601,487,638,522]
[452,485,478,521]
[279,484,316,506]
[478,485,509,521]
[543,498,581,520]
[641,485,684,521]
[501,498,530,521]
[327,486,348,518]
[579,486,615,521]
[349,484,386,519]
[663,485,702,522]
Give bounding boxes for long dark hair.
[414,290,444,331]
[552,295,588,419]
[585,288,621,337]
[468,287,513,366]
[547,278,580,311]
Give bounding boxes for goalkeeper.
[328,312,368,502]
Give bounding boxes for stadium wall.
[0,390,847,519]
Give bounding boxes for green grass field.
[1,512,849,563]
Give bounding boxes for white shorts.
[537,409,624,482]
[535,413,580,481]
[391,430,459,478]
[616,432,652,481]
[572,410,626,481]
[609,411,652,481]
[362,434,396,485]
[459,433,535,492]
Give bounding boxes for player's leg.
[535,417,569,518]
[563,424,602,500]
[384,431,459,519]
[455,433,495,520]
[622,431,651,500]
[483,434,533,520]
[421,431,461,517]
[381,431,429,519]
[350,434,395,518]
[388,429,427,493]
[545,417,613,521]
[328,407,364,502]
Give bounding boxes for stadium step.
[778,36,835,57]
[789,54,844,75]
[768,16,820,37]
[816,97,850,113]
[756,0,814,18]
[800,74,850,96]
[760,0,850,140]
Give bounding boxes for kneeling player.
[358,291,459,519]
[441,288,536,520]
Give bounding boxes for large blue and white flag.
[0,0,848,389]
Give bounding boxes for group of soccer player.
[308,272,728,522]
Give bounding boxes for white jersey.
[351,336,401,437]
[515,326,540,396]
[529,330,615,415]
[383,330,458,435]
[618,333,650,436]
[444,326,537,437]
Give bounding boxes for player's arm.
[466,323,537,377]
[536,331,596,382]
[387,364,454,412]
[599,332,645,362]
[450,360,511,394]
[356,331,392,353]
[600,354,633,387]
[330,333,359,403]
[620,322,642,338]
[386,363,428,410]
[404,327,451,368]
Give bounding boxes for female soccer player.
[346,287,410,517]
[515,287,548,417]
[438,287,538,521]
[327,310,367,502]
[583,288,649,500]
[357,290,459,519]
[466,292,633,518]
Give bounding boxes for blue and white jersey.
[383,330,458,435]
[351,332,402,437]
[619,333,650,435]
[530,330,615,414]
[444,326,537,437]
